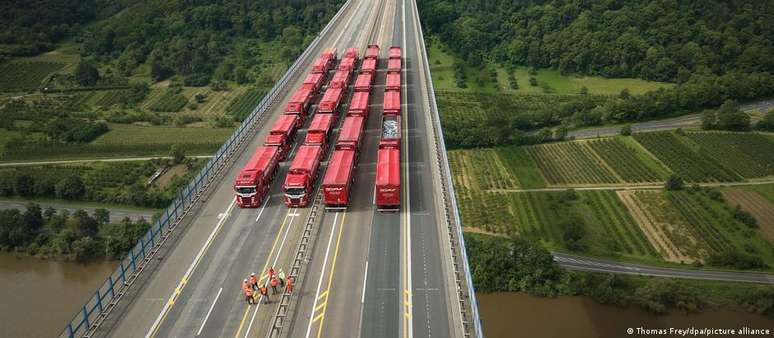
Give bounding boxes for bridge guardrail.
[411,0,484,337]
[58,2,348,336]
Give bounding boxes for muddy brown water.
[478,292,774,338]
[0,254,116,338]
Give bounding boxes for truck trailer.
[347,91,370,118]
[379,114,401,149]
[264,114,299,160]
[302,72,325,93]
[285,87,314,127]
[365,44,380,60]
[383,90,401,116]
[386,71,401,91]
[387,58,401,73]
[234,146,280,208]
[283,145,323,207]
[322,149,356,209]
[329,69,351,89]
[304,113,335,156]
[388,46,401,60]
[335,115,365,153]
[375,147,400,211]
[318,87,345,115]
[312,48,337,74]
[354,72,374,92]
[360,58,377,74]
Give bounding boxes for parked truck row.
[375,46,402,211]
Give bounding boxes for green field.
[632,131,741,182]
[93,123,232,146]
[0,61,65,91]
[524,141,619,185]
[587,138,670,183]
[147,88,189,112]
[181,87,247,117]
[685,132,774,179]
[427,37,672,95]
[226,87,269,120]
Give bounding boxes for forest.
[419,0,774,82]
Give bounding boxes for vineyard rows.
[632,131,741,182]
[226,88,268,121]
[0,61,64,91]
[686,132,774,179]
[584,190,657,257]
[448,149,519,192]
[182,87,246,117]
[587,138,668,183]
[525,141,619,185]
[147,89,188,112]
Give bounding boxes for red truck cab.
[387,58,401,73]
[365,44,380,60]
[322,149,356,209]
[375,146,400,211]
[264,114,299,160]
[360,58,377,74]
[304,113,335,156]
[283,145,323,207]
[344,47,359,59]
[347,91,370,118]
[336,115,365,154]
[312,48,337,74]
[234,146,280,208]
[285,87,314,127]
[388,46,401,60]
[354,72,374,92]
[386,72,401,92]
[318,87,344,115]
[330,69,351,89]
[383,90,401,116]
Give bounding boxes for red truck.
[264,114,299,160]
[387,58,401,73]
[330,69,351,89]
[347,91,370,118]
[379,114,401,149]
[344,47,359,59]
[234,146,281,208]
[285,86,314,127]
[318,87,344,115]
[383,90,401,115]
[283,145,323,207]
[360,58,377,74]
[388,46,401,60]
[354,72,374,92]
[336,115,365,153]
[303,72,325,93]
[365,44,380,60]
[386,72,401,91]
[375,147,400,211]
[304,113,335,156]
[322,149,356,209]
[312,48,337,74]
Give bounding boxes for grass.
[181,87,247,117]
[524,141,619,185]
[147,88,188,112]
[586,137,670,183]
[496,146,546,189]
[226,87,269,120]
[92,123,232,146]
[0,61,65,91]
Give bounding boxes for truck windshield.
[285,187,305,197]
[235,187,256,194]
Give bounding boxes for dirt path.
[617,191,693,263]
[722,190,774,244]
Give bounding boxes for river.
[0,255,116,338]
[478,292,774,338]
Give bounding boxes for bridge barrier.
[58,3,348,337]
[411,0,484,337]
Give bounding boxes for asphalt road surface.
[554,253,774,284]
[0,200,154,223]
[568,98,774,139]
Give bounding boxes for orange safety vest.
[271,277,278,287]
[242,282,251,291]
[260,286,268,295]
[244,287,253,296]
[249,275,257,285]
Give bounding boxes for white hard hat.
[251,272,255,276]
[244,279,248,282]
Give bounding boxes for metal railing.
[410,0,484,337]
[58,2,349,336]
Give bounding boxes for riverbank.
[0,254,116,337]
[478,292,774,338]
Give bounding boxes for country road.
[554,252,774,284]
[568,98,774,139]
[0,156,213,167]
[0,199,156,223]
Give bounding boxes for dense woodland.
[419,0,774,81]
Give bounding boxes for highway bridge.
[67,0,482,337]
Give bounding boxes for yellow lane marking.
[314,212,347,338]
[233,208,294,338]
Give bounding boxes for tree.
[579,86,588,95]
[14,174,34,197]
[71,209,98,238]
[21,203,43,238]
[560,217,586,252]
[701,110,716,130]
[528,76,538,86]
[55,175,85,199]
[620,125,632,136]
[94,209,110,225]
[74,60,100,86]
[170,144,185,165]
[756,109,774,131]
[715,100,750,131]
[665,175,684,190]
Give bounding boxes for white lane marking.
[146,197,237,338]
[401,0,414,337]
[243,207,299,338]
[197,287,223,336]
[254,196,271,222]
[361,261,369,303]
[305,212,340,338]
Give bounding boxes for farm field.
[226,87,269,121]
[685,132,774,179]
[448,149,519,193]
[524,141,619,186]
[495,146,546,189]
[0,61,65,91]
[146,88,189,112]
[632,131,741,182]
[181,87,246,117]
[586,138,670,183]
[721,189,774,244]
[92,123,232,146]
